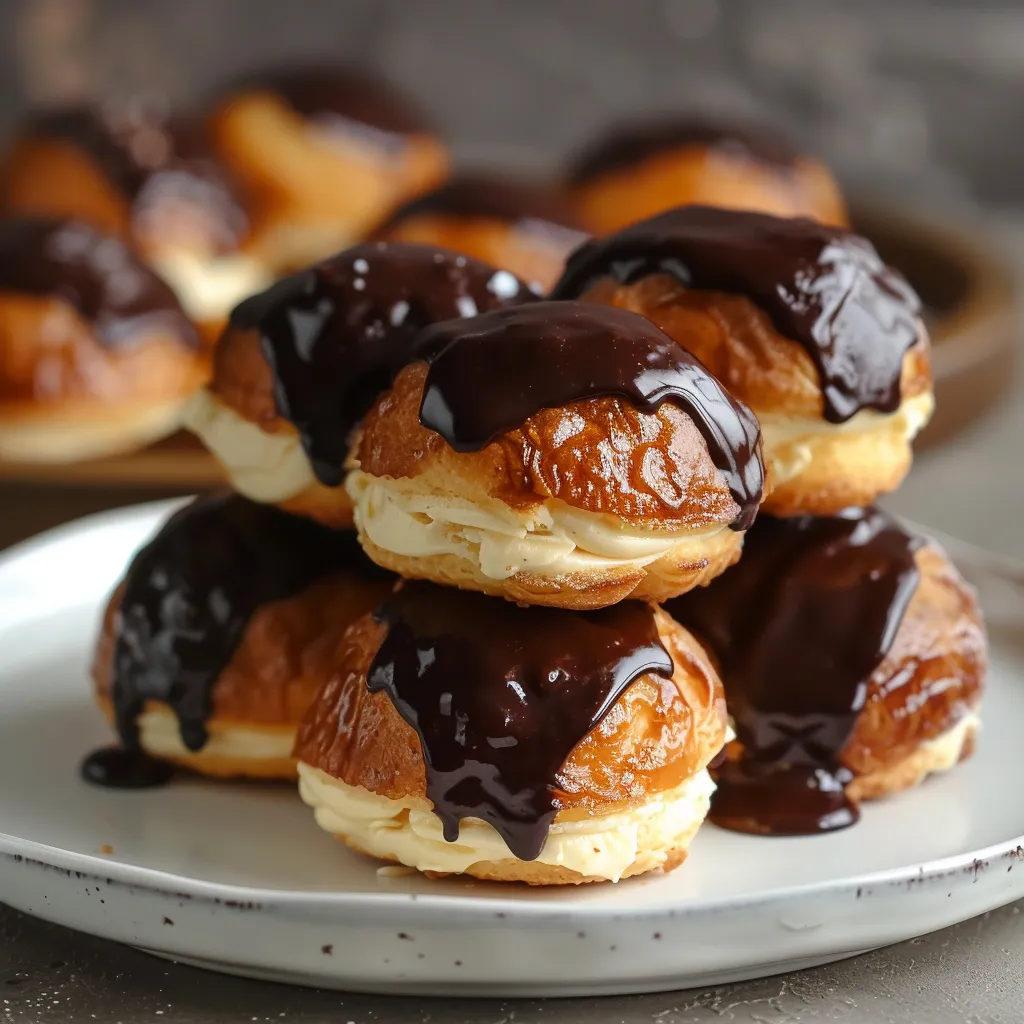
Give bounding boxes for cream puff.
[567,116,848,234]
[209,66,449,271]
[370,173,588,292]
[0,216,206,463]
[552,205,933,516]
[1,97,269,344]
[83,493,392,786]
[184,242,539,528]
[346,300,766,609]
[295,582,726,884]
[665,506,987,835]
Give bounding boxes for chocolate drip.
[375,174,585,233]
[551,206,922,423]
[80,747,174,789]
[230,242,538,486]
[237,66,431,138]
[368,583,673,861]
[0,217,198,348]
[567,117,801,185]
[416,301,764,530]
[665,507,921,836]
[28,102,249,252]
[83,494,376,788]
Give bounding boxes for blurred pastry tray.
[0,200,1018,491]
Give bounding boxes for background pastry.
[666,506,987,836]
[295,582,727,884]
[0,216,205,463]
[567,116,848,234]
[346,300,766,608]
[1,96,266,344]
[553,205,933,516]
[209,66,449,271]
[370,173,588,292]
[186,242,538,528]
[86,493,392,785]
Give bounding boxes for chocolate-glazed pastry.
[666,507,987,836]
[294,582,727,883]
[567,115,847,234]
[208,65,449,270]
[346,300,767,609]
[0,216,206,464]
[372,173,588,291]
[555,205,934,516]
[86,493,392,786]
[186,242,538,526]
[2,97,268,341]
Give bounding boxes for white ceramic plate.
[0,500,1021,997]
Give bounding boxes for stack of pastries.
[82,195,987,884]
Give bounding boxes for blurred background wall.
[1,0,1023,209]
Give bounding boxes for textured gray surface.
[1,901,1023,1023]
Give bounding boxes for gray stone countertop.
[2,223,1024,1024]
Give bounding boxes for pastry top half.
[352,298,766,532]
[567,115,848,233]
[294,581,727,863]
[0,215,203,412]
[665,507,987,836]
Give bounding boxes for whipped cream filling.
[760,392,934,484]
[917,711,980,773]
[139,707,296,762]
[184,390,316,502]
[151,250,273,324]
[297,764,715,881]
[346,471,724,580]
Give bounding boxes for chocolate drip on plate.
[0,216,197,348]
[666,507,921,836]
[567,117,801,185]
[231,242,538,486]
[417,300,765,530]
[368,583,673,861]
[83,494,375,788]
[551,205,922,423]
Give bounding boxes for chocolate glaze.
[416,300,765,530]
[0,216,198,348]
[80,747,174,789]
[551,205,922,423]
[374,174,585,234]
[665,507,921,836]
[27,101,249,252]
[230,242,538,486]
[83,494,379,789]
[567,117,801,185]
[368,582,674,861]
[235,66,431,139]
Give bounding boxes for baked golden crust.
[571,148,848,236]
[92,570,392,778]
[294,606,726,812]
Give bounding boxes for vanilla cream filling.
[184,390,316,502]
[759,392,934,484]
[918,712,980,773]
[151,251,273,324]
[139,707,295,762]
[297,764,716,881]
[346,471,724,580]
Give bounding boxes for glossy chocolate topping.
[375,174,585,233]
[0,216,198,348]
[237,66,431,139]
[551,206,922,423]
[368,582,674,861]
[665,507,921,836]
[230,242,538,485]
[28,100,249,252]
[567,117,801,185]
[93,494,376,779]
[417,301,765,530]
